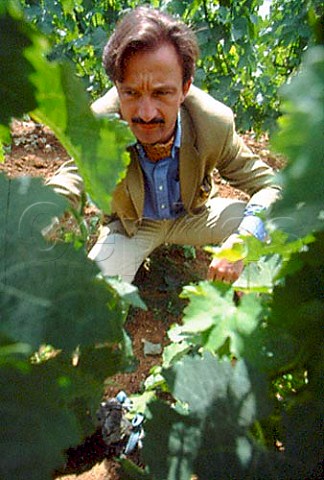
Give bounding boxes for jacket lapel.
[179,106,201,211]
[125,146,145,219]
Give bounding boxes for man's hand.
[207,257,244,283]
[207,234,245,283]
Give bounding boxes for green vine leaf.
[172,281,263,357]
[271,233,324,366]
[0,6,37,138]
[0,360,81,479]
[271,46,324,237]
[1,0,134,213]
[106,277,147,311]
[143,354,273,480]
[234,254,282,292]
[0,175,125,351]
[24,28,134,213]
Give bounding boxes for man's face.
[116,43,191,145]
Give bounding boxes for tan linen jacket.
[91,85,279,237]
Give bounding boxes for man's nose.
[137,96,157,122]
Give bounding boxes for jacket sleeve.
[217,115,280,209]
[183,85,280,211]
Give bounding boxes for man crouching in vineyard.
[49,7,280,284]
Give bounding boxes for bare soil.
[1,119,283,480]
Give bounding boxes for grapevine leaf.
[179,281,231,332]
[143,354,274,480]
[205,241,247,262]
[0,341,132,474]
[43,346,133,437]
[1,1,134,213]
[271,46,324,237]
[265,234,324,475]
[143,366,169,392]
[0,360,81,479]
[24,30,134,213]
[164,353,270,419]
[271,234,324,362]
[234,254,282,292]
[240,323,299,375]
[61,0,75,17]
[0,139,4,163]
[162,341,193,369]
[243,230,315,264]
[169,280,298,374]
[143,400,199,480]
[129,390,157,415]
[76,343,135,386]
[105,277,147,310]
[0,175,125,351]
[0,8,37,137]
[176,281,263,357]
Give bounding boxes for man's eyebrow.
[118,85,135,90]
[118,83,177,91]
[153,85,177,91]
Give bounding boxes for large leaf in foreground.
[1,1,134,212]
[0,360,80,480]
[0,175,125,351]
[0,6,37,138]
[271,233,324,392]
[0,347,131,479]
[272,235,324,338]
[143,354,277,480]
[271,46,324,237]
[269,234,324,477]
[25,31,134,213]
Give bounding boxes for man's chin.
[133,132,162,145]
[131,124,170,145]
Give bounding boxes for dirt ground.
[0,119,283,480]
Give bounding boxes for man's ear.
[182,77,192,101]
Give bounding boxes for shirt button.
[161,204,166,209]
[159,185,163,191]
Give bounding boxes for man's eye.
[123,90,137,97]
[154,89,172,97]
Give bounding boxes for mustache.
[132,117,165,125]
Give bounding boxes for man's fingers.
[207,258,244,283]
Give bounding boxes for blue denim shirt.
[137,116,185,219]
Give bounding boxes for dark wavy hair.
[102,7,199,85]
